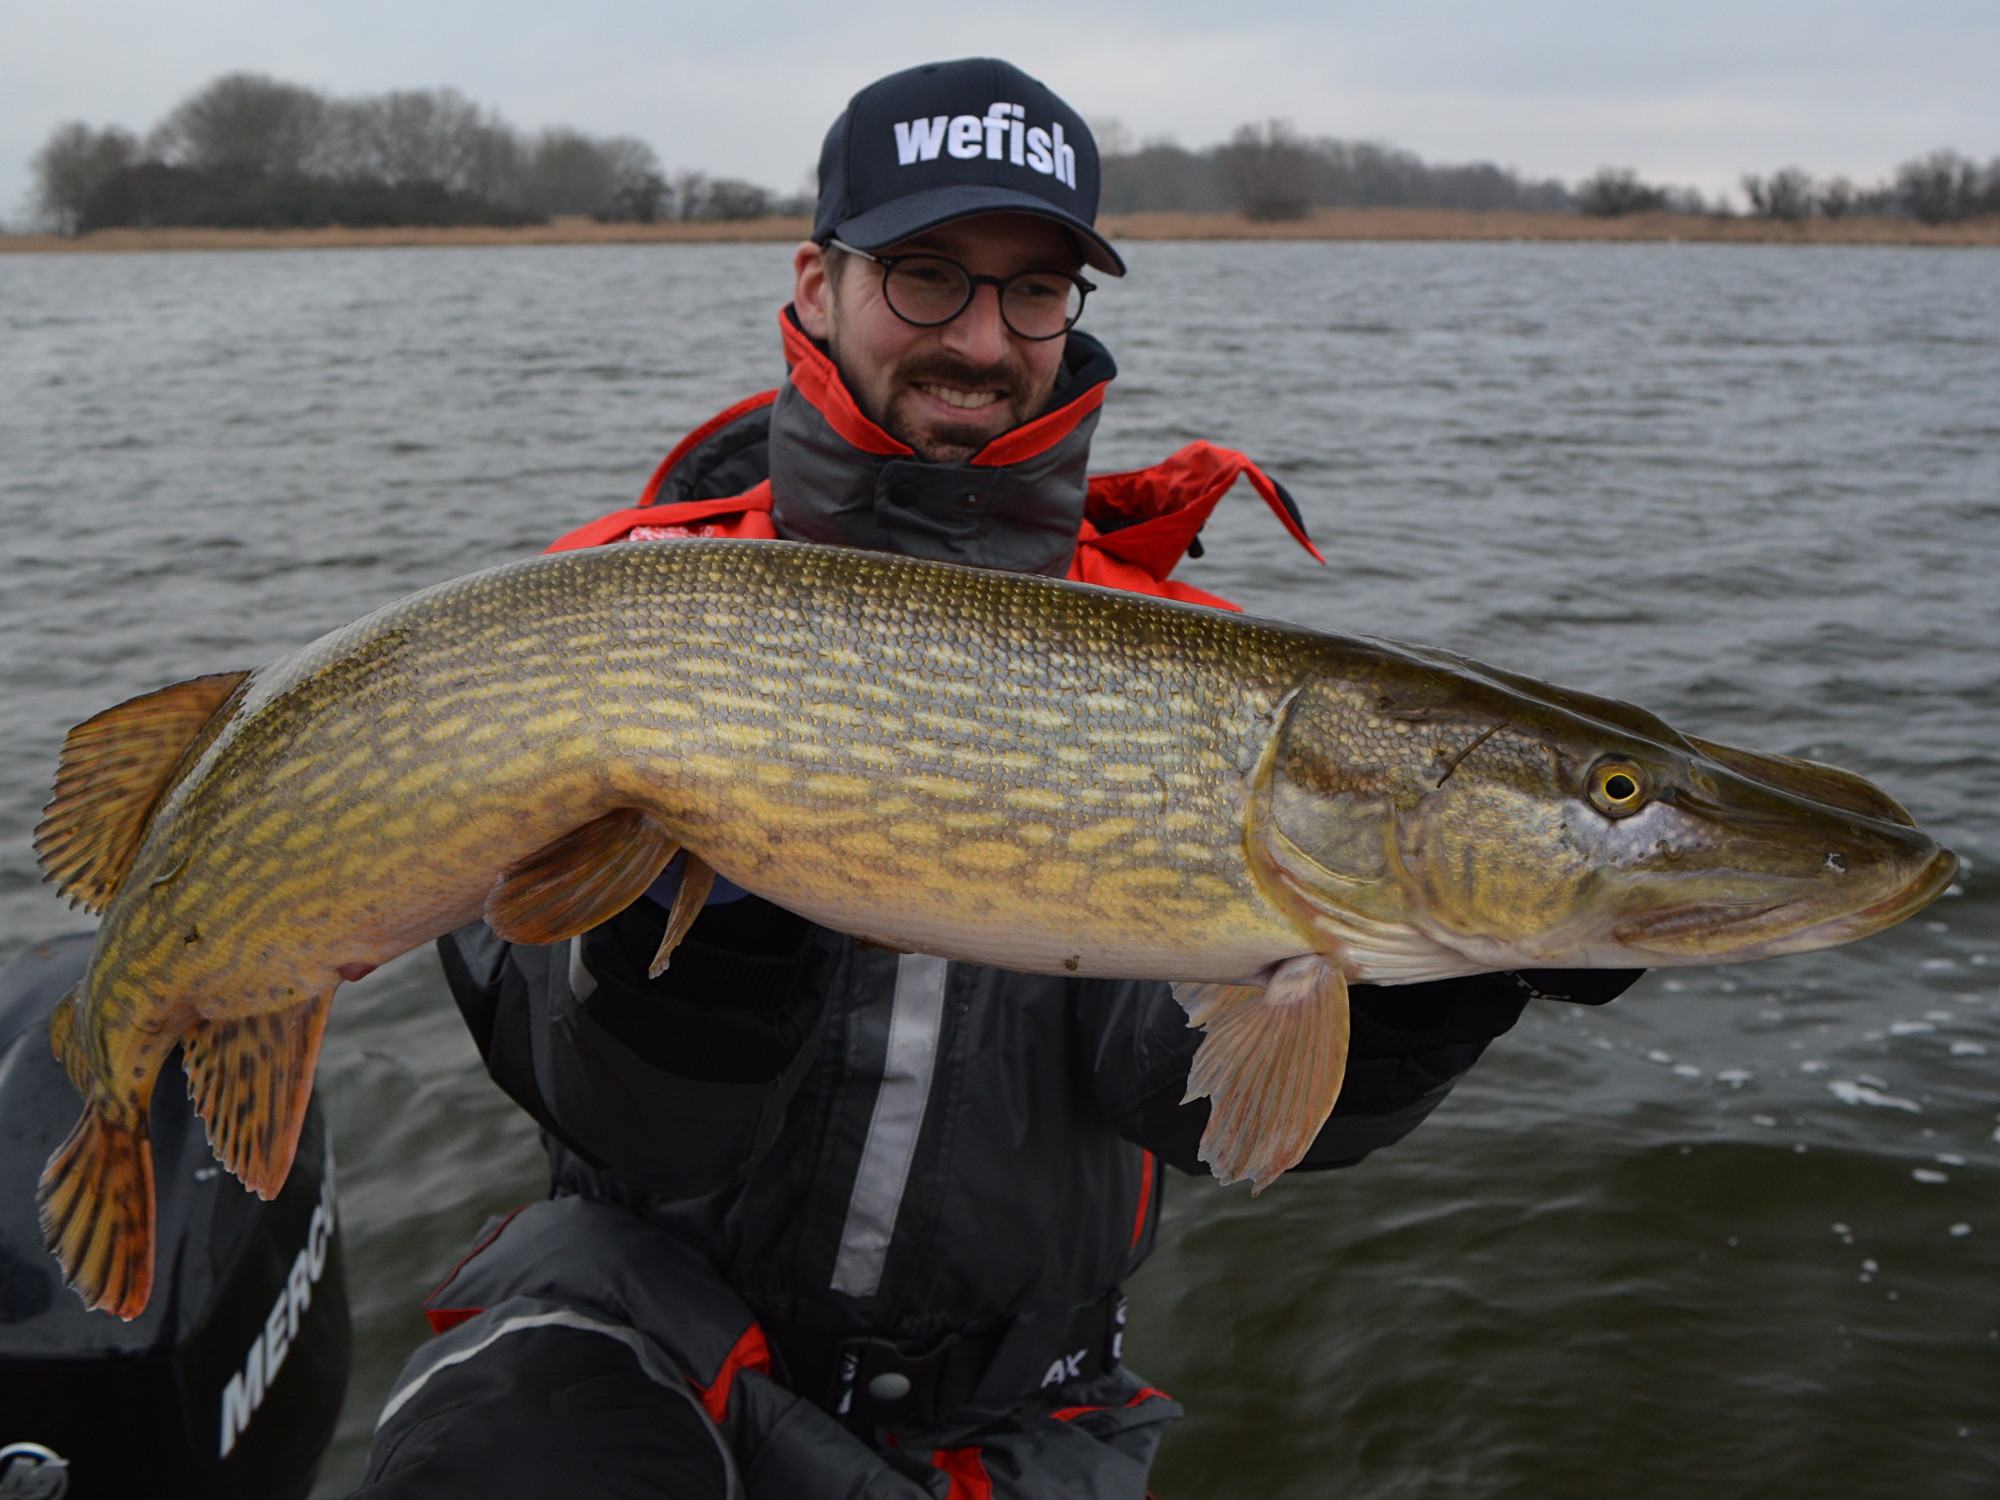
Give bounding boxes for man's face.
[792,214,1081,463]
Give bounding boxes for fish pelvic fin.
[649,853,718,978]
[34,670,253,914]
[47,984,95,1098]
[184,990,333,1200]
[1175,955,1351,1192]
[38,1100,156,1319]
[485,807,678,946]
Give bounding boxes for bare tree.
[1815,176,1856,218]
[518,129,621,216]
[1087,117,1132,158]
[1743,167,1814,221]
[600,171,668,222]
[594,136,668,221]
[32,122,138,234]
[1577,167,1666,216]
[672,170,711,221]
[334,88,518,193]
[1215,120,1316,220]
[151,73,328,176]
[701,179,774,220]
[1101,139,1220,213]
[1897,149,1983,223]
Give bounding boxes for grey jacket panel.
[766,324,1114,578]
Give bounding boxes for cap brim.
[830,184,1126,276]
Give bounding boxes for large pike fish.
[35,540,1953,1316]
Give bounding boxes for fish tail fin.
[1175,956,1351,1192]
[184,990,333,1199]
[38,1100,156,1319]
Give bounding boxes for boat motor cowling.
[0,932,349,1500]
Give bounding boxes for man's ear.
[794,241,833,340]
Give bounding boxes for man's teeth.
[919,384,1001,411]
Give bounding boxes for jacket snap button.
[958,492,984,510]
[867,1371,912,1401]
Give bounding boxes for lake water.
[2,239,1996,1498]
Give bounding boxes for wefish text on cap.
[892,103,1079,189]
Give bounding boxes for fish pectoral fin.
[38,1101,156,1320]
[485,808,678,946]
[183,990,334,1200]
[649,852,718,978]
[1174,955,1351,1192]
[34,670,253,914]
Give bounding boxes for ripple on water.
[0,242,1995,1497]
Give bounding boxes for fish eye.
[1587,761,1649,817]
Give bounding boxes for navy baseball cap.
[813,58,1126,276]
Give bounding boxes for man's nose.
[938,282,1012,366]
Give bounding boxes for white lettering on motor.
[219,1339,267,1463]
[1025,127,1054,176]
[947,115,984,159]
[218,1156,339,1459]
[894,116,949,164]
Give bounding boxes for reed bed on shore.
[5,208,1996,254]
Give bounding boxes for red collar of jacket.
[547,310,1321,607]
[775,307,1112,469]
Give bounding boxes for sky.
[5,0,1996,223]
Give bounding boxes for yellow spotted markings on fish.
[30,538,1957,1318]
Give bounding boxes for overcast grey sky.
[5,0,1995,221]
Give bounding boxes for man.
[355,58,1636,1500]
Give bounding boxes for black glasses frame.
[827,238,1095,341]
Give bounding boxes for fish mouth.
[1775,844,1961,949]
[1611,845,1960,959]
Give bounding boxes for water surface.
[2,240,1995,1497]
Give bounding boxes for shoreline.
[4,208,1997,254]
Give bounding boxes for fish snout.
[1608,807,1955,959]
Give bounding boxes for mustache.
[893,352,1032,402]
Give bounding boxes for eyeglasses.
[828,238,1094,342]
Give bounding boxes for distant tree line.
[31,80,2000,234]
[1097,119,1998,225]
[1576,151,2000,223]
[1095,120,1573,218]
[31,73,802,235]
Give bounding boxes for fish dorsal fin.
[485,808,678,946]
[1174,955,1351,1190]
[35,671,252,914]
[184,991,334,1199]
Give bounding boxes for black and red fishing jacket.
[543,309,1322,603]
[396,311,1640,1499]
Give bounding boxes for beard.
[868,350,1051,462]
